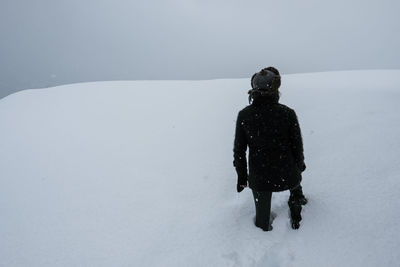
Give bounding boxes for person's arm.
[289,109,306,172]
[233,111,248,191]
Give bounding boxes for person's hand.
[300,162,306,172]
[297,162,306,172]
[237,184,247,193]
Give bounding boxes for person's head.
[248,67,281,104]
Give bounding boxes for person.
[233,67,307,231]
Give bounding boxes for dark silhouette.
[234,67,307,231]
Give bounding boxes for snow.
[1,70,400,266]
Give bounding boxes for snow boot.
[291,220,300,230]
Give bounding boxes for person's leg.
[290,184,308,205]
[288,191,302,229]
[252,190,273,231]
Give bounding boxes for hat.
[251,67,281,91]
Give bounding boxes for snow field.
[1,70,400,266]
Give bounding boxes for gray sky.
[1,0,400,98]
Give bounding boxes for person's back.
[236,100,303,192]
[234,67,307,231]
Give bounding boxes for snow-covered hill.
[1,70,400,267]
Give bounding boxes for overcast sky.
[1,0,400,98]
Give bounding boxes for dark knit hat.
[250,67,281,91]
[248,67,281,103]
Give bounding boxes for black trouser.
[252,190,272,231]
[288,185,303,222]
[290,184,304,199]
[252,185,304,230]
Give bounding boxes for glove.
[300,162,306,172]
[298,162,306,172]
[237,174,248,193]
[237,184,246,193]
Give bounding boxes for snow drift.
[1,70,400,266]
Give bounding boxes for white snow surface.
[1,70,400,267]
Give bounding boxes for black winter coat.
[233,97,305,192]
